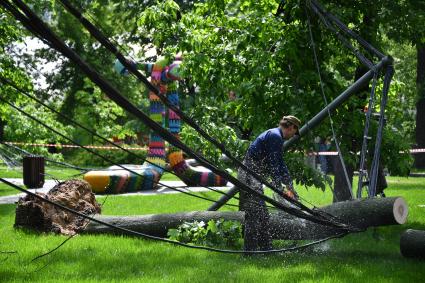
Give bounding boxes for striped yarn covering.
[83,165,163,194]
[164,63,227,187]
[84,56,227,194]
[139,60,167,188]
[168,151,227,186]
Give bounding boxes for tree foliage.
[1,0,422,184]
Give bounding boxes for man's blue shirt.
[246,127,293,188]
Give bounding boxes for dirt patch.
[15,179,101,235]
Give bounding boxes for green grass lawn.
[0,165,83,180]
[0,165,84,197]
[0,176,424,282]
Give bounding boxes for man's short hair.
[280,115,301,135]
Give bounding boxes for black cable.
[0,178,350,255]
[0,95,239,208]
[56,0,320,214]
[3,0,358,231]
[307,0,376,71]
[61,0,358,229]
[0,75,242,202]
[305,5,353,199]
[309,0,385,60]
[8,0,287,215]
[0,0,50,48]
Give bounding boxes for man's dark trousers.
[238,156,273,251]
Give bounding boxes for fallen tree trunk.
[84,197,408,240]
[400,229,425,259]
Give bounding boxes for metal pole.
[207,56,392,211]
[283,56,392,149]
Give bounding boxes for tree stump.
[15,179,101,235]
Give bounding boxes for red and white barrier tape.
[4,141,425,154]
[309,149,425,155]
[4,141,147,151]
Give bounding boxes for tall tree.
[381,0,425,168]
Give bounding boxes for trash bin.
[23,156,45,189]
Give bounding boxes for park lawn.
[0,177,424,282]
[0,183,21,197]
[0,166,84,197]
[0,165,83,180]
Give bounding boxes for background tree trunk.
[0,118,4,141]
[414,43,425,168]
[332,157,354,202]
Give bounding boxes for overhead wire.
[1,0,360,231]
[55,0,328,215]
[307,0,376,71]
[0,0,375,257]
[0,7,294,212]
[0,0,395,263]
[45,0,297,212]
[305,4,353,199]
[309,0,385,60]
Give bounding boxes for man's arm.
[266,133,294,190]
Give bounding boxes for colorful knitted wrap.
[84,56,227,194]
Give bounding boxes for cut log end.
[393,197,408,224]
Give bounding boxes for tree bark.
[83,197,407,240]
[400,229,425,259]
[414,43,425,168]
[0,118,4,142]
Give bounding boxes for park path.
[0,178,233,205]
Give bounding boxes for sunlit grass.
[0,176,424,282]
[0,165,83,180]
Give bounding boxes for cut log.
[400,229,425,259]
[84,197,407,240]
[271,197,407,239]
[84,211,243,237]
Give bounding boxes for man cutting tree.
[238,115,301,251]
